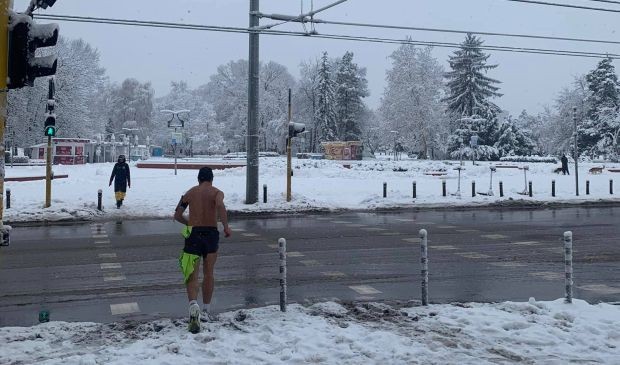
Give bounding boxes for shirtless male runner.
[174,167,231,333]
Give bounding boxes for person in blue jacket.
[109,155,131,208]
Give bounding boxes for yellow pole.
[286,89,292,202]
[0,0,10,232]
[45,136,51,207]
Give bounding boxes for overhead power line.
[503,0,620,13]
[261,16,620,46]
[585,0,620,5]
[34,14,620,59]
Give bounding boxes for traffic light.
[44,113,56,137]
[36,0,58,9]
[8,12,59,89]
[288,122,306,138]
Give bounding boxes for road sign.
[470,135,479,147]
[171,132,183,145]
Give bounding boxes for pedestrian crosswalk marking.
[402,237,422,243]
[241,233,260,237]
[349,285,382,295]
[530,271,563,281]
[100,263,122,270]
[103,274,126,282]
[577,284,620,295]
[511,241,540,246]
[346,224,366,228]
[456,252,491,259]
[380,232,400,236]
[267,244,279,249]
[395,218,415,222]
[481,234,508,240]
[322,271,346,278]
[437,225,457,229]
[98,253,117,259]
[92,234,108,239]
[300,260,320,266]
[456,229,479,233]
[94,240,110,244]
[287,251,305,257]
[110,302,140,315]
[430,245,458,250]
[95,245,112,249]
[332,220,352,224]
[490,262,527,268]
[362,227,387,232]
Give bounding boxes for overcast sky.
[15,0,620,115]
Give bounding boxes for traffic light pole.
[246,0,260,204]
[0,0,11,245]
[286,89,292,202]
[45,135,52,207]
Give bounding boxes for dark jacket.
[561,156,569,168]
[110,162,131,192]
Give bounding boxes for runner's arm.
[216,191,231,237]
[174,195,189,225]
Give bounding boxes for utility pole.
[246,0,260,204]
[286,89,292,202]
[45,78,55,208]
[0,0,10,245]
[573,107,579,196]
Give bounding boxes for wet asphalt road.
[0,206,619,326]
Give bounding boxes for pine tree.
[445,34,503,158]
[582,58,620,157]
[494,117,536,157]
[316,52,338,142]
[334,51,368,141]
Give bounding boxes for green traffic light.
[45,126,55,137]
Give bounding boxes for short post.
[586,180,590,195]
[563,231,573,304]
[97,189,102,211]
[6,188,10,209]
[263,184,267,203]
[383,182,387,198]
[528,181,533,197]
[412,181,417,199]
[499,181,504,197]
[471,181,476,197]
[420,229,428,306]
[278,238,287,312]
[611,179,614,195]
[552,180,555,197]
[442,180,446,197]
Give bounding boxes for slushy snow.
[1,298,618,364]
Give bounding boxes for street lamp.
[161,110,190,176]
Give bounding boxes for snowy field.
[3,157,620,223]
[1,298,618,364]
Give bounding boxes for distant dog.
[589,165,605,174]
[553,167,563,174]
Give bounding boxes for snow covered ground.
[3,157,620,223]
[1,298,618,364]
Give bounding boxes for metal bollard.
[442,180,446,197]
[499,181,504,197]
[383,182,387,198]
[420,229,429,306]
[263,184,267,203]
[278,238,287,312]
[586,180,590,195]
[97,189,102,211]
[6,189,10,209]
[563,231,573,304]
[413,181,417,199]
[552,180,555,197]
[471,181,476,197]
[528,181,533,197]
[611,180,614,195]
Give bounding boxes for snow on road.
[3,157,620,223]
[1,298,618,364]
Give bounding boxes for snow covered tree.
[334,51,369,141]
[494,116,536,157]
[295,58,321,152]
[8,37,107,148]
[379,44,447,159]
[444,34,503,158]
[582,58,620,157]
[106,78,155,141]
[316,52,338,143]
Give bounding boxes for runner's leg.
[186,259,201,302]
[202,253,218,305]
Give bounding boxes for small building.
[321,141,364,161]
[30,138,94,165]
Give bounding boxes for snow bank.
[1,298,618,364]
[3,158,620,223]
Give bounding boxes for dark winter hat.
[118,155,126,162]
[198,167,214,182]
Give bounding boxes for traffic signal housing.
[44,113,56,137]
[8,12,59,89]
[288,122,306,138]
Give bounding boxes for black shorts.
[184,227,219,256]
